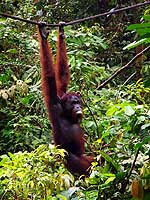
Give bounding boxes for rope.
[0,13,56,27]
[65,1,150,26]
[0,1,150,27]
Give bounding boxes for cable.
[0,1,150,27]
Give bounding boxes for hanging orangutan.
[37,23,93,175]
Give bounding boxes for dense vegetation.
[0,0,150,199]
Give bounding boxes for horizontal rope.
[0,1,150,27]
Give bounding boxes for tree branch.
[97,45,150,90]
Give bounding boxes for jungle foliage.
[0,0,150,199]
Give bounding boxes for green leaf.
[102,131,110,139]
[135,137,150,149]
[28,180,34,188]
[86,121,96,128]
[137,116,145,124]
[127,23,150,30]
[141,123,150,130]
[6,48,17,54]
[56,194,67,200]
[105,176,116,184]
[135,28,150,36]
[123,39,147,50]
[21,94,33,105]
[124,106,135,116]
[61,187,78,200]
[0,154,10,165]
[106,106,118,116]
[145,38,150,44]
[143,15,150,21]
[99,151,121,171]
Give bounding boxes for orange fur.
[38,28,57,121]
[55,26,70,97]
[37,25,93,175]
[66,153,93,175]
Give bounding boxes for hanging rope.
[0,1,150,27]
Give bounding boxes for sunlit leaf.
[105,176,116,185]
[124,106,135,116]
[141,123,150,130]
[106,106,118,116]
[123,39,147,50]
[6,48,17,54]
